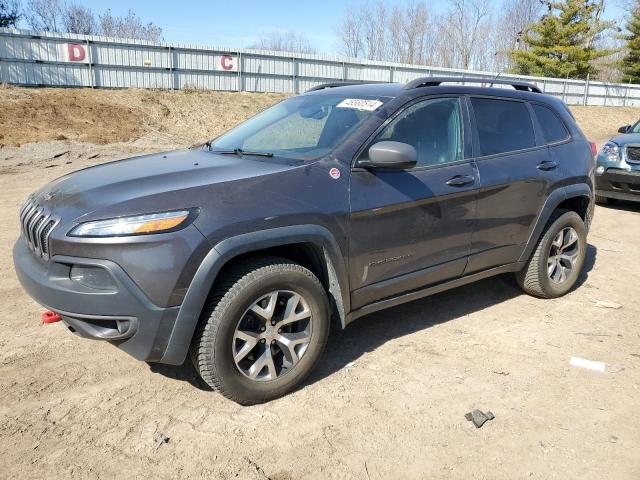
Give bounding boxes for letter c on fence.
[220,54,234,71]
[67,43,86,62]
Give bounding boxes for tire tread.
[517,209,573,298]
[191,256,326,405]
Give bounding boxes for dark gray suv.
[14,77,595,404]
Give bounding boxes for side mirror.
[618,125,631,134]
[359,141,417,170]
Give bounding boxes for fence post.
[342,61,347,81]
[168,45,175,90]
[624,79,631,107]
[85,38,94,88]
[583,73,590,106]
[293,56,299,94]
[562,79,567,102]
[238,52,243,92]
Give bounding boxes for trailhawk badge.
[329,167,341,180]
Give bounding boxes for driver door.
[348,96,479,309]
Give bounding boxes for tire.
[191,256,330,405]
[516,209,587,299]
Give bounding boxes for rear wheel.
[191,256,330,405]
[516,209,586,298]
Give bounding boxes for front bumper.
[13,237,179,362]
[595,168,640,202]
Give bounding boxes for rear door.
[466,96,564,273]
[348,96,479,309]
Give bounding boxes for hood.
[31,149,302,222]
[609,133,640,145]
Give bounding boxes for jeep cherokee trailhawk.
[14,77,596,404]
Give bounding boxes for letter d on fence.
[65,43,86,62]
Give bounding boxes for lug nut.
[271,340,275,344]
[260,338,266,344]
[271,321,276,326]
[260,326,265,332]
[278,329,282,334]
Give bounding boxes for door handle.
[446,175,475,187]
[537,160,558,171]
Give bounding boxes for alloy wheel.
[232,290,313,381]
[547,227,580,284]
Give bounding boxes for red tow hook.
[42,310,62,324]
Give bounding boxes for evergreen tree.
[621,1,640,83]
[0,0,20,27]
[510,0,614,79]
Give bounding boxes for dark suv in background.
[14,77,595,404]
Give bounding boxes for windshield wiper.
[212,148,274,158]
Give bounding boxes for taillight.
[589,141,597,157]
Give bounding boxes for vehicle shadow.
[307,243,598,387]
[148,355,213,391]
[148,244,597,393]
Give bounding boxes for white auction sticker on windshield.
[336,98,383,111]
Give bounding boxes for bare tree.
[362,0,388,60]
[446,0,491,70]
[26,0,64,31]
[388,1,430,64]
[335,6,365,57]
[335,1,388,60]
[491,0,544,72]
[99,9,162,42]
[62,2,96,35]
[334,0,498,69]
[252,31,316,54]
[0,0,21,27]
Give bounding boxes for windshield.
[210,94,390,160]
[631,121,640,133]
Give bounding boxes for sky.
[19,0,628,54]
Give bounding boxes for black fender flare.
[518,184,593,263]
[160,224,349,365]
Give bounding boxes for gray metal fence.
[2,27,640,106]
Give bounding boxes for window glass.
[471,98,535,156]
[368,97,463,167]
[212,94,388,160]
[532,104,569,143]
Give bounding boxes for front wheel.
[191,256,330,405]
[516,209,587,298]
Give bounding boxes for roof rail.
[404,76,542,93]
[306,81,365,92]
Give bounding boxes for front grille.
[19,197,57,260]
[626,146,640,163]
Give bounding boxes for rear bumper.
[595,168,640,202]
[13,237,179,362]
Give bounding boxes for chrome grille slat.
[20,203,36,237]
[19,198,57,260]
[25,208,41,246]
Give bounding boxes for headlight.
[68,209,197,237]
[600,142,621,162]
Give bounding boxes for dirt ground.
[1,88,639,479]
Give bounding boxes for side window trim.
[352,94,469,171]
[467,94,547,161]
[529,102,572,146]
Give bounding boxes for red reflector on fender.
[589,141,597,157]
[42,310,62,324]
